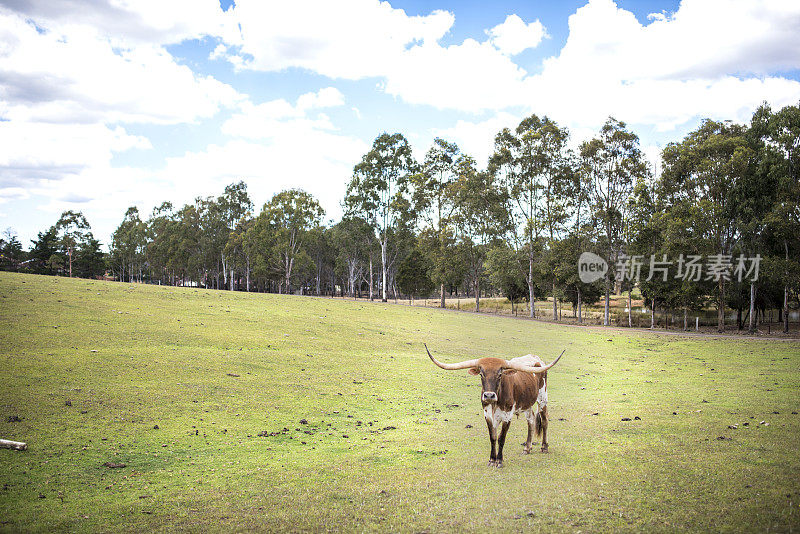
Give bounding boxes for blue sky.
[1,0,799,248]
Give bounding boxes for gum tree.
[344,133,416,302]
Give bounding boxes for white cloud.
[523,0,800,130]
[383,39,527,111]
[486,14,547,55]
[0,186,29,204]
[431,112,521,167]
[224,1,454,79]
[0,10,244,125]
[2,0,240,46]
[222,87,345,139]
[0,122,150,185]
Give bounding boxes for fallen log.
[0,439,27,451]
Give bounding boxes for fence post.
[695,316,699,331]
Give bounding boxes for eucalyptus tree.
[345,133,416,302]
[758,103,800,333]
[331,217,374,298]
[260,189,324,294]
[225,217,255,291]
[490,114,572,318]
[55,210,91,278]
[661,119,750,332]
[581,117,649,326]
[111,207,146,282]
[218,181,253,289]
[451,155,508,311]
[146,202,177,284]
[412,138,461,307]
[396,242,434,302]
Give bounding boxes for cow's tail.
[534,406,548,438]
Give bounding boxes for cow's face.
[469,358,516,405]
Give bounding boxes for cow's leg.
[496,421,511,466]
[485,417,498,466]
[537,405,549,453]
[523,408,534,454]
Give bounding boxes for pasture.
[1,271,799,532]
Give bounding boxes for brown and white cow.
[426,344,564,467]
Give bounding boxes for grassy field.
[1,271,799,533]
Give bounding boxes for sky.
[1,0,799,248]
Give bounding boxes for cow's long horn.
[425,343,480,370]
[503,349,565,374]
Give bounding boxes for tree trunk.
[683,308,688,331]
[627,290,632,328]
[528,254,535,318]
[380,240,388,302]
[748,283,756,334]
[369,255,374,301]
[650,301,655,329]
[475,277,481,313]
[68,247,73,277]
[552,281,557,322]
[717,278,725,333]
[440,283,445,308]
[785,240,790,333]
[604,276,610,326]
[577,287,582,324]
[246,258,251,292]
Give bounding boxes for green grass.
[1,271,799,532]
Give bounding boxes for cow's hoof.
[488,460,496,467]
[495,460,504,468]
[523,446,531,454]
[541,446,549,453]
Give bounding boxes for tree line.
[3,103,798,333]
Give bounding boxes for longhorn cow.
[426,344,564,467]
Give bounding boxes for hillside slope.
[1,272,798,532]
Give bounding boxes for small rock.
[7,415,22,423]
[672,412,677,415]
[65,400,72,407]
[102,462,126,468]
[465,424,473,429]
[153,424,159,430]
[226,373,240,377]
[728,424,738,429]
[621,417,631,421]
[299,419,308,425]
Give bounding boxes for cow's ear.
[503,369,517,376]
[468,367,480,375]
